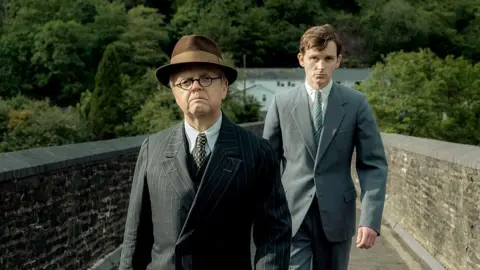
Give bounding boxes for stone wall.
[0,135,146,270]
[0,122,264,270]
[352,133,479,270]
[1,122,478,270]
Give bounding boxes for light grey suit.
[263,82,388,269]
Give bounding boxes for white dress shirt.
[184,113,222,155]
[305,79,333,120]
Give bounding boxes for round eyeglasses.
[174,75,222,90]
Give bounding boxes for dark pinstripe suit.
[118,116,292,270]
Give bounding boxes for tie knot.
[196,133,207,148]
[316,91,322,102]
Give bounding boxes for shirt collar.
[305,79,333,97]
[184,113,223,153]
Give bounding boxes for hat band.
[170,51,224,65]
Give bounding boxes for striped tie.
[312,91,323,143]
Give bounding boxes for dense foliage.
[0,0,478,151]
[0,96,90,152]
[356,49,480,145]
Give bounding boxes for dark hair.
[299,24,342,56]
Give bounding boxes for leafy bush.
[356,48,480,145]
[0,96,91,153]
[131,87,182,134]
[222,87,262,124]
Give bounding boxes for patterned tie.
[193,133,207,168]
[312,91,323,143]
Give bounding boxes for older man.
[118,35,292,270]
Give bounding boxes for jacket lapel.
[292,85,316,161]
[163,124,196,212]
[177,116,242,246]
[315,82,346,165]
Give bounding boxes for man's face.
[170,65,227,118]
[298,40,342,89]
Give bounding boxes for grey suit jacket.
[119,116,292,270]
[263,82,388,242]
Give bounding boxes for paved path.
[349,210,410,269]
[249,209,413,269]
[102,210,413,270]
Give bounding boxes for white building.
[232,68,370,115]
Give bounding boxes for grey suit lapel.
[292,85,316,161]
[163,124,196,210]
[315,82,346,164]
[177,116,242,246]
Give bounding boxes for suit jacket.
[119,116,292,270]
[263,82,388,242]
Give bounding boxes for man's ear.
[297,53,305,67]
[222,78,228,100]
[336,54,343,68]
[223,87,228,99]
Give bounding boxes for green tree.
[0,95,90,153]
[0,0,99,104]
[131,87,182,134]
[31,19,92,103]
[88,44,124,140]
[356,49,480,145]
[222,87,262,123]
[0,0,169,106]
[112,5,169,78]
[114,68,160,136]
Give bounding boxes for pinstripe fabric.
[118,115,292,270]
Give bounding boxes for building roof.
[245,84,276,94]
[241,68,370,82]
[229,84,276,97]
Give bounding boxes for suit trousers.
[289,197,352,270]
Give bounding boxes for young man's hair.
[299,24,342,56]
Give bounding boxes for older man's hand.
[356,226,377,249]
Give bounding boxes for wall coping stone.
[0,122,266,183]
[381,132,480,169]
[0,135,147,182]
[2,124,479,182]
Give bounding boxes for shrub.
[0,96,91,152]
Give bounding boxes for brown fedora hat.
[155,35,238,87]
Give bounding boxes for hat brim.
[155,62,238,87]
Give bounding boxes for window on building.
[262,94,267,102]
[288,82,291,86]
[336,81,341,84]
[292,83,296,87]
[277,81,280,86]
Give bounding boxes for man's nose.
[190,80,202,91]
[316,60,325,70]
